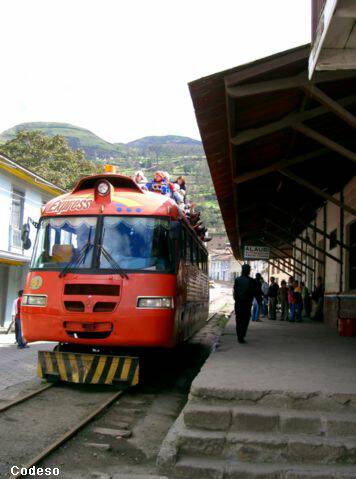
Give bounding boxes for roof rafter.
[302,84,356,129]
[292,123,356,164]
[280,169,356,217]
[234,149,326,184]
[226,70,356,98]
[259,237,315,272]
[266,219,341,264]
[230,94,356,146]
[264,229,324,264]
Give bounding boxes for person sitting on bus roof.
[133,170,148,190]
[147,171,170,195]
[171,183,184,205]
[175,176,186,201]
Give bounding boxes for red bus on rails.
[21,172,209,386]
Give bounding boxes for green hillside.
[0,122,224,235]
[0,122,128,159]
[0,123,204,159]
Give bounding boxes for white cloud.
[0,0,310,142]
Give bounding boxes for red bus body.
[22,174,209,350]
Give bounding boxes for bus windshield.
[31,217,96,269]
[99,217,174,272]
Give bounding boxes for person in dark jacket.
[233,264,259,344]
[251,273,263,321]
[268,277,279,320]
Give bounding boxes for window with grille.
[10,189,24,249]
[329,229,337,250]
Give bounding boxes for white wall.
[0,168,55,325]
[294,176,356,294]
[0,175,12,252]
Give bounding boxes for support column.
[313,219,317,289]
[340,189,344,293]
[323,203,327,285]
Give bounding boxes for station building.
[0,153,63,327]
[189,42,355,330]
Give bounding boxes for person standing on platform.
[261,277,269,317]
[251,273,263,321]
[14,290,28,349]
[312,276,325,321]
[278,279,289,321]
[268,276,279,320]
[290,280,303,322]
[233,264,259,344]
[301,281,311,318]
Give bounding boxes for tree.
[0,130,101,190]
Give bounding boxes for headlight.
[136,297,173,309]
[97,181,110,196]
[22,295,47,307]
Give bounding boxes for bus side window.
[186,233,192,263]
[192,241,198,266]
[181,228,186,260]
[200,250,205,272]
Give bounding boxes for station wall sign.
[244,245,270,260]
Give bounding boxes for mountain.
[0,122,223,234]
[0,123,203,159]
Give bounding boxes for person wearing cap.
[147,171,170,195]
[133,170,148,190]
[233,264,260,344]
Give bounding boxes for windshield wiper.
[98,244,129,280]
[59,242,93,278]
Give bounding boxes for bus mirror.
[169,221,181,240]
[21,222,32,250]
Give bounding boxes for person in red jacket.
[15,290,28,349]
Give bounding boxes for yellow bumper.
[38,351,139,386]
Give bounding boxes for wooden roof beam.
[267,251,304,276]
[267,260,296,278]
[226,70,356,98]
[302,85,356,129]
[280,169,356,217]
[231,94,356,146]
[263,229,324,264]
[292,123,356,164]
[234,149,325,184]
[265,218,341,264]
[269,203,350,250]
[259,237,315,272]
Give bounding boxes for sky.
[0,0,310,143]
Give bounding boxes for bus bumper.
[37,351,139,386]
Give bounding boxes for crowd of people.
[233,264,325,344]
[132,170,210,242]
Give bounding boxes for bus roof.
[41,173,180,219]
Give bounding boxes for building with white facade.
[0,153,64,326]
[209,249,241,282]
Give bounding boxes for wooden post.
[340,189,344,293]
[313,219,317,289]
[323,203,327,285]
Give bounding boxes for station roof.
[189,44,356,259]
[309,0,356,77]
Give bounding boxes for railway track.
[1,302,232,479]
[0,383,126,479]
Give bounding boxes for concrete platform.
[191,316,356,399]
[158,316,356,478]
